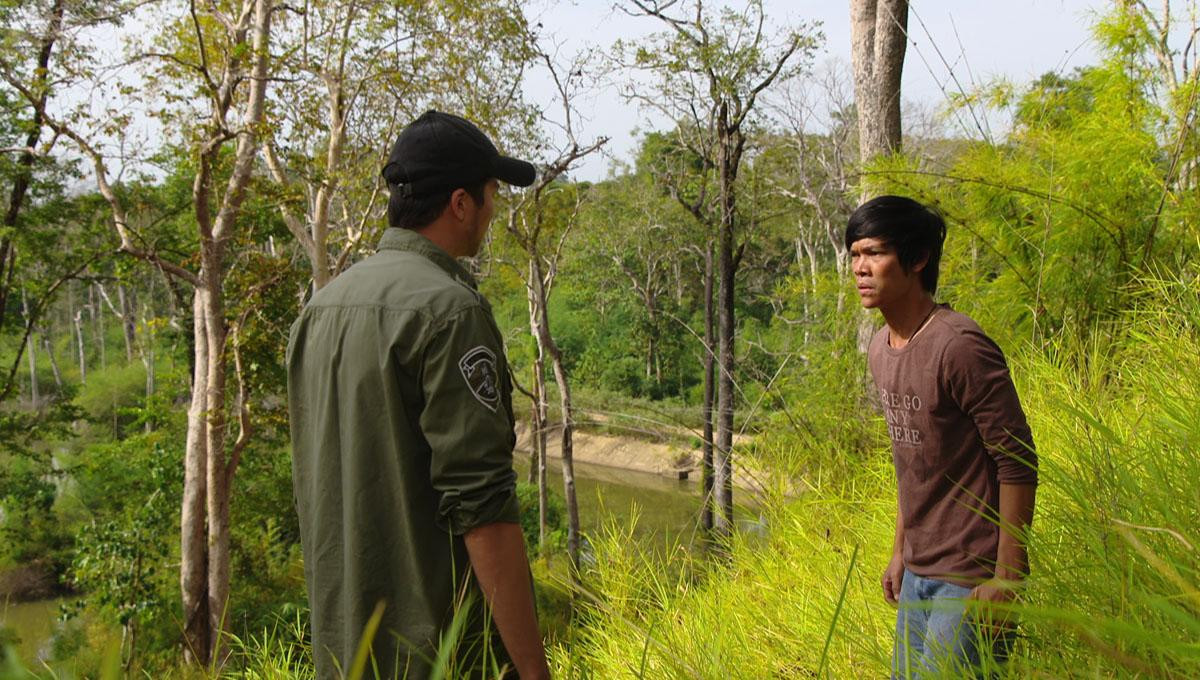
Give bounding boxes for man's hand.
[882,552,905,605]
[967,577,1022,631]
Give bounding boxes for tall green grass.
[557,272,1200,678]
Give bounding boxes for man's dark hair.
[845,195,948,294]
[387,180,488,230]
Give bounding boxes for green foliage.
[517,481,567,556]
[73,362,151,439]
[868,11,1197,346]
[68,431,182,662]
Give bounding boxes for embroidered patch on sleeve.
[458,345,500,412]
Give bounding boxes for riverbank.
[515,422,768,492]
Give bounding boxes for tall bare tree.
[501,51,607,574]
[622,0,818,538]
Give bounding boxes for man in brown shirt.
[846,196,1037,678]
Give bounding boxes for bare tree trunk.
[41,331,62,391]
[531,260,580,576]
[712,108,740,539]
[202,263,231,665]
[700,240,715,533]
[714,214,736,538]
[181,0,271,664]
[534,358,548,549]
[525,265,550,549]
[181,290,209,664]
[142,278,156,406]
[850,0,908,181]
[119,285,135,363]
[73,309,86,385]
[526,370,541,486]
[141,299,156,403]
[90,284,106,371]
[548,346,579,577]
[22,290,38,406]
[143,305,155,434]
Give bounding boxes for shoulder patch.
[458,345,500,412]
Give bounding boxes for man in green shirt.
[288,111,550,679]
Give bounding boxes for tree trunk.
[142,303,156,402]
[142,280,156,407]
[90,284,106,371]
[181,289,209,664]
[548,347,579,578]
[530,259,580,576]
[202,262,232,666]
[850,0,908,189]
[534,357,548,550]
[119,285,136,363]
[700,240,715,534]
[73,309,86,385]
[526,371,542,487]
[713,111,739,539]
[713,216,736,538]
[178,0,272,664]
[525,264,550,550]
[41,331,62,391]
[22,291,38,406]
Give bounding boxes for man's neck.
[881,294,937,349]
[415,221,469,258]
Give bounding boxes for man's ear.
[448,188,471,221]
[911,251,929,273]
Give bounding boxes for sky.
[522,1,1108,180]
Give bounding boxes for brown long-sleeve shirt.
[868,305,1037,585]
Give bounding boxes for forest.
[1,0,1198,677]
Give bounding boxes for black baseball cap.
[382,110,536,197]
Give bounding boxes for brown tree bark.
[90,284,105,371]
[700,239,715,533]
[526,261,551,549]
[713,102,742,538]
[528,256,581,574]
[191,1,273,663]
[180,291,209,663]
[850,0,909,178]
[73,309,85,385]
[119,285,136,363]
[41,331,62,391]
[22,291,38,406]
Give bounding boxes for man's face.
[463,179,499,257]
[849,237,925,310]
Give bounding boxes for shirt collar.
[377,227,479,290]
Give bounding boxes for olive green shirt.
[288,228,520,679]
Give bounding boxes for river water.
[1,597,65,665]
[515,456,707,548]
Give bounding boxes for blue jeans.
[892,569,1012,679]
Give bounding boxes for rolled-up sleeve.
[419,305,519,535]
[945,329,1039,485]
